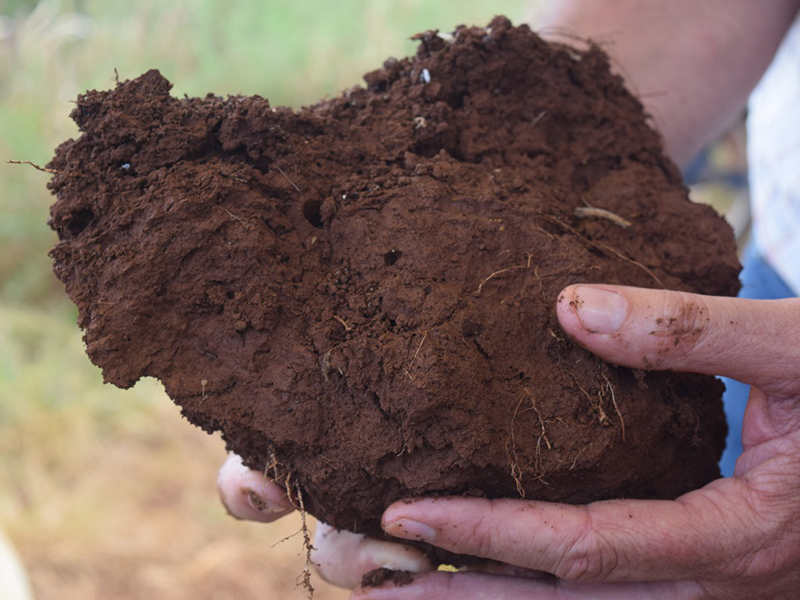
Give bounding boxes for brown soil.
[48,17,739,564]
[361,568,414,589]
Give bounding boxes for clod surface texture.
[49,18,740,558]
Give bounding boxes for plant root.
[215,204,249,227]
[294,482,315,600]
[7,159,78,177]
[505,388,553,497]
[333,315,352,331]
[474,253,533,296]
[276,165,302,192]
[404,330,429,380]
[601,372,626,441]
[505,394,527,498]
[573,206,631,228]
[537,212,665,288]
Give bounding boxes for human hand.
[353,284,800,599]
[217,454,432,589]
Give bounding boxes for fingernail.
[574,286,627,334]
[376,548,431,574]
[244,488,284,514]
[384,518,436,543]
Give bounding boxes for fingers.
[556,284,800,397]
[351,570,697,600]
[217,455,432,589]
[217,454,294,522]
[313,523,433,589]
[380,485,758,584]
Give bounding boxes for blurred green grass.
[2,0,531,314]
[0,1,533,597]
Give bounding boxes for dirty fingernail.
[384,518,436,543]
[245,488,284,513]
[575,286,627,334]
[375,548,431,574]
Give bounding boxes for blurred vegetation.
[0,1,532,598]
[2,0,530,314]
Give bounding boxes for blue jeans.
[718,242,796,476]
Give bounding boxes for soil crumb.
[47,17,740,565]
[361,568,415,589]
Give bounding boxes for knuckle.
[553,511,618,582]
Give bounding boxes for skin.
[216,1,800,596]
[219,285,800,598]
[534,0,800,168]
[351,285,800,599]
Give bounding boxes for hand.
[217,454,432,589]
[353,284,800,599]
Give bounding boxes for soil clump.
[48,17,740,563]
[361,568,415,589]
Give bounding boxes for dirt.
[361,568,414,589]
[48,17,740,565]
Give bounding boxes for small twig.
[574,206,631,228]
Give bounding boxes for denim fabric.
[718,242,796,476]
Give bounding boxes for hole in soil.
[303,198,324,228]
[383,249,403,266]
[67,208,95,237]
[446,91,467,109]
[461,319,483,337]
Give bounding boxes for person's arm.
[533,0,800,167]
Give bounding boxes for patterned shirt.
[747,11,800,295]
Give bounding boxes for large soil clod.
[48,17,739,560]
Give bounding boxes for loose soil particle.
[361,568,415,589]
[48,17,740,565]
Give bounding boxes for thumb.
[556,284,800,398]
